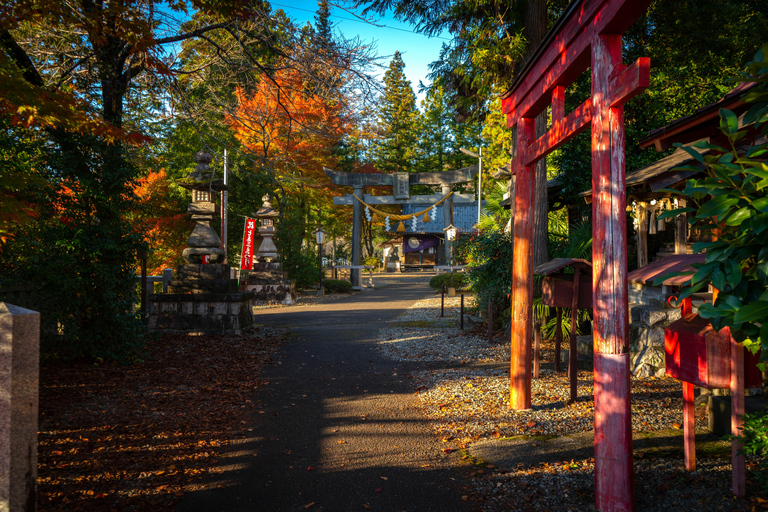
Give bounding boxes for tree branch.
[0,28,45,87]
[154,21,233,46]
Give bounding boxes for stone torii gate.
[500,0,651,510]
[325,166,477,286]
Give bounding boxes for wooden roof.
[533,258,591,276]
[639,83,755,151]
[627,253,705,287]
[579,143,707,202]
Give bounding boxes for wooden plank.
[649,169,698,192]
[552,86,565,122]
[675,198,688,255]
[555,309,563,372]
[510,117,535,411]
[636,204,648,269]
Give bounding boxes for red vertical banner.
[240,218,256,270]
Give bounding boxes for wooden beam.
[608,57,650,107]
[502,0,652,127]
[523,99,592,167]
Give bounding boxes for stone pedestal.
[0,303,39,512]
[149,264,254,334]
[242,262,296,305]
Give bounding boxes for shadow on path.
[177,282,471,512]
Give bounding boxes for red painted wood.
[594,352,634,512]
[569,268,580,402]
[732,333,746,497]
[523,99,592,167]
[542,272,593,308]
[552,85,565,122]
[592,33,634,512]
[502,0,653,125]
[680,296,693,317]
[608,58,651,108]
[664,314,763,389]
[683,380,696,471]
[510,117,535,410]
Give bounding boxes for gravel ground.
[376,294,766,512]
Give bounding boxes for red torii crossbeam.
[500,1,651,510]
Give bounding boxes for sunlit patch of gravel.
[468,457,750,512]
[374,293,759,510]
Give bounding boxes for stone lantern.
[254,194,280,262]
[178,151,228,264]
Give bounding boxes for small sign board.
[393,172,410,200]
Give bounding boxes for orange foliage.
[227,69,348,200]
[131,170,192,275]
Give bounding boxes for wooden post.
[440,286,445,317]
[488,301,494,343]
[351,186,363,288]
[636,203,648,269]
[460,294,464,330]
[592,33,634,512]
[555,308,563,372]
[533,320,541,379]
[510,117,536,410]
[675,198,688,255]
[683,381,696,471]
[731,332,746,497]
[442,184,453,265]
[569,268,580,402]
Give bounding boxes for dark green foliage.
[655,46,768,357]
[374,52,419,172]
[363,256,380,267]
[736,410,768,493]
[454,230,511,313]
[428,272,467,291]
[0,137,147,362]
[323,279,353,294]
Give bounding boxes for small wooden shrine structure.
[499,0,652,509]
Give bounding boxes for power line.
[271,2,452,41]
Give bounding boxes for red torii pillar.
[501,1,651,510]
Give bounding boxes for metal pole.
[441,285,445,317]
[478,147,482,226]
[221,149,229,263]
[460,294,464,330]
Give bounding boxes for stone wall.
[629,303,683,377]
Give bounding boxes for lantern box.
[664,314,761,389]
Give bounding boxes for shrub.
[323,279,353,293]
[735,410,768,493]
[363,256,380,267]
[429,272,466,290]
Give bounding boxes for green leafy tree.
[656,46,768,358]
[374,52,419,172]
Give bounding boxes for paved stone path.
[179,276,470,512]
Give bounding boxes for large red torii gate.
[500,1,651,510]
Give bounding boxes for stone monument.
[241,195,296,305]
[148,152,255,334]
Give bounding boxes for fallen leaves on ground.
[37,327,287,511]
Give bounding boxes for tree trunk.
[525,0,549,267]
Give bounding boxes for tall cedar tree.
[374,52,419,172]
[360,0,554,262]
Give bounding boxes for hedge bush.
[323,279,353,294]
[428,272,466,290]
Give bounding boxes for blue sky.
[270,1,451,104]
